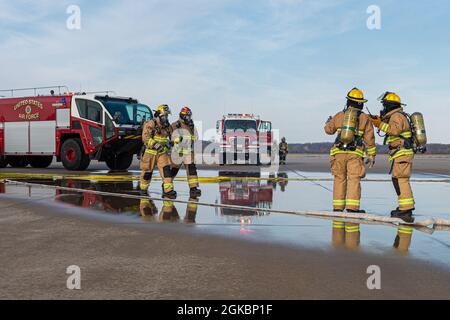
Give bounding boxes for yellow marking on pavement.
[1,173,450,184]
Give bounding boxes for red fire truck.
[0,86,152,171]
[216,114,273,165]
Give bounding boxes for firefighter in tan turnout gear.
[170,107,201,198]
[325,88,376,213]
[279,137,289,165]
[140,105,177,199]
[370,92,425,220]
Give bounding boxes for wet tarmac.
[1,168,450,270]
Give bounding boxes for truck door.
[259,121,272,143]
[74,98,105,149]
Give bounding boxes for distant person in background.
[279,137,289,165]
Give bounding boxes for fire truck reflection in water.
[55,180,140,214]
[217,178,275,235]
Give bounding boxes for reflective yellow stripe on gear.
[154,136,169,143]
[183,135,196,141]
[333,200,346,207]
[380,123,390,133]
[389,148,414,161]
[163,201,173,207]
[330,147,365,158]
[333,221,345,229]
[188,178,199,185]
[140,183,149,190]
[387,131,412,144]
[346,199,361,206]
[367,147,377,156]
[345,225,360,233]
[398,227,413,235]
[145,149,158,155]
[147,138,156,147]
[163,182,174,190]
[398,198,415,206]
[180,149,193,155]
[187,203,198,210]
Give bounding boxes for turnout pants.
[391,155,415,211]
[171,152,199,188]
[332,221,360,250]
[330,153,366,211]
[140,152,174,193]
[279,152,287,163]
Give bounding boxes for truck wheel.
[105,154,133,171]
[61,139,91,171]
[7,156,29,168]
[29,156,53,168]
[0,156,7,168]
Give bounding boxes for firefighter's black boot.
[391,209,415,223]
[190,187,201,197]
[347,209,366,214]
[333,209,344,213]
[163,190,177,199]
[139,188,148,196]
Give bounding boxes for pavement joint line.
[4,179,450,230]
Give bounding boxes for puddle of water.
[1,169,450,269]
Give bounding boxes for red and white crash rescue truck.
[0,87,153,171]
[216,114,273,165]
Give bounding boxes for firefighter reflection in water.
[393,226,413,253]
[332,221,413,252]
[331,221,361,250]
[139,199,198,224]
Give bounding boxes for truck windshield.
[224,120,257,133]
[103,101,153,125]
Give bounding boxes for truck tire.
[105,154,133,171]
[0,156,7,168]
[61,139,91,171]
[29,156,53,168]
[7,156,29,168]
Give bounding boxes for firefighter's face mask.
[181,113,193,125]
[159,114,170,127]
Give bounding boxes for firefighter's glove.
[365,156,375,169]
[153,143,164,152]
[369,116,382,129]
[174,136,183,144]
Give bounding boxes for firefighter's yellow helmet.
[156,104,171,115]
[382,92,406,106]
[346,87,368,103]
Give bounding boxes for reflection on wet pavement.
[1,169,450,269]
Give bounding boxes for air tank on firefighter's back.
[410,112,427,148]
[340,108,359,146]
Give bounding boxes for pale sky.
[1,0,449,143]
